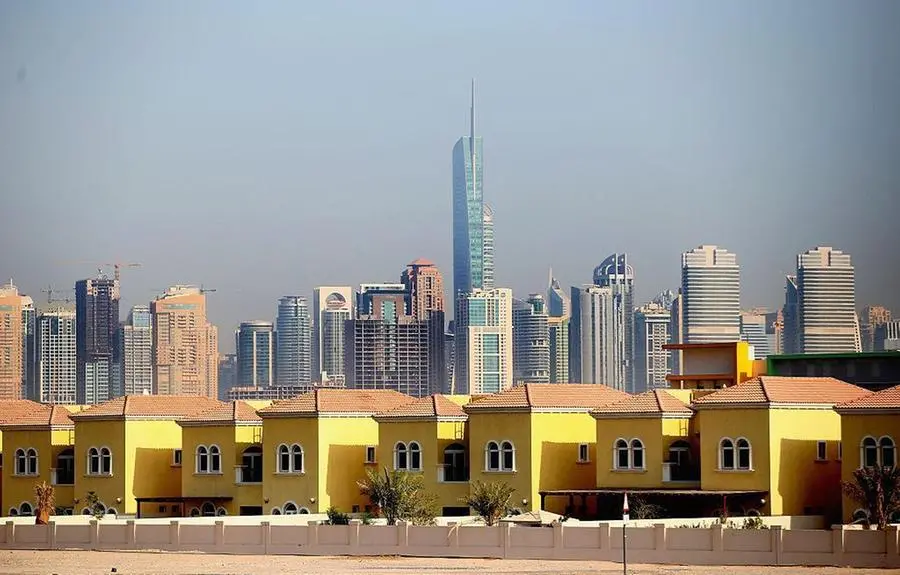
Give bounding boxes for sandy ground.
[0,551,896,575]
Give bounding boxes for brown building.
[0,282,27,400]
[861,305,892,352]
[401,259,444,320]
[151,286,219,398]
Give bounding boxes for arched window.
[271,508,282,515]
[57,448,75,485]
[719,438,735,470]
[501,441,515,471]
[8,508,18,517]
[201,501,216,516]
[485,441,500,471]
[291,444,303,473]
[443,443,467,482]
[394,442,408,470]
[189,507,201,517]
[14,448,26,476]
[88,447,101,475]
[216,507,227,516]
[241,446,263,483]
[630,439,645,469]
[208,445,221,473]
[861,436,878,468]
[736,438,752,470]
[408,442,422,471]
[283,502,298,515]
[278,444,290,472]
[196,445,209,473]
[18,502,33,516]
[880,436,895,468]
[23,448,38,476]
[852,508,870,524]
[99,447,112,475]
[614,439,629,470]
[106,508,118,516]
[299,507,310,514]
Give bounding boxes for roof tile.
[70,395,224,420]
[258,389,415,416]
[836,384,900,410]
[0,400,44,425]
[592,389,692,416]
[180,401,262,424]
[376,394,467,419]
[692,376,870,407]
[464,384,629,411]
[0,403,74,428]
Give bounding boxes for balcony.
[437,464,469,483]
[234,465,262,485]
[662,462,700,486]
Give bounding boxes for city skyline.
[1,2,897,342]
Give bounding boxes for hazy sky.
[2,1,898,351]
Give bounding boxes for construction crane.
[41,285,73,304]
[199,284,217,295]
[61,260,142,282]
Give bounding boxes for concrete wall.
[1,519,898,568]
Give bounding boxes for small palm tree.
[461,480,514,526]
[358,467,438,526]
[842,464,900,529]
[34,482,55,525]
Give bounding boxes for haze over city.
[1,1,899,352]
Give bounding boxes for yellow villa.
[373,394,470,516]
[0,400,49,515]
[1,404,76,517]
[257,389,414,515]
[68,394,223,517]
[834,384,900,523]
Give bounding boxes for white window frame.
[735,437,752,471]
[277,444,290,473]
[485,441,501,471]
[613,438,630,470]
[816,441,827,461]
[208,445,221,473]
[18,502,33,516]
[365,445,377,464]
[499,440,516,472]
[408,441,422,471]
[290,444,304,473]
[630,439,645,470]
[86,446,112,477]
[860,436,879,468]
[282,501,299,515]
[276,443,304,474]
[196,445,210,474]
[14,448,39,477]
[718,437,735,470]
[577,443,590,463]
[879,435,896,468]
[100,447,112,475]
[394,441,409,471]
[172,449,183,467]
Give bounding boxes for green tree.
[325,505,350,525]
[461,480,514,526]
[84,491,105,520]
[357,467,438,526]
[842,464,900,529]
[33,482,55,525]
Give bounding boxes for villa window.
[208,446,221,473]
[394,442,409,471]
[365,446,376,464]
[283,502,298,515]
[861,437,879,468]
[668,440,690,467]
[736,439,752,470]
[816,441,827,461]
[880,437,896,468]
[278,444,290,472]
[486,441,500,471]
[87,447,111,476]
[100,447,112,475]
[241,446,263,483]
[196,446,209,473]
[719,439,735,470]
[577,443,590,463]
[615,439,629,470]
[14,448,37,476]
[500,441,515,471]
[630,439,645,469]
[18,502,33,516]
[291,444,304,473]
[172,449,183,467]
[409,442,422,471]
[443,443,468,482]
[56,448,75,485]
[201,502,216,517]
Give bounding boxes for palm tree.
[842,464,900,529]
[34,482,55,525]
[357,467,438,525]
[461,480,514,526]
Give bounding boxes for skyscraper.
[634,302,671,393]
[482,204,495,291]
[357,283,409,316]
[669,291,684,374]
[740,312,771,359]
[312,286,354,384]
[117,305,153,396]
[593,253,635,391]
[236,321,274,387]
[861,306,892,352]
[782,275,800,354]
[797,247,859,353]
[37,307,77,404]
[402,259,445,320]
[151,285,218,397]
[452,81,489,299]
[76,276,120,404]
[454,288,513,394]
[547,269,570,319]
[547,315,569,383]
[22,295,36,400]
[275,296,312,387]
[570,285,624,389]
[0,281,27,400]
[680,245,741,344]
[512,294,550,384]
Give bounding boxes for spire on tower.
[469,78,476,143]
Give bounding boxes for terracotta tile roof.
[375,394,467,420]
[592,389,693,417]
[179,401,262,425]
[835,384,900,411]
[0,403,74,428]
[258,389,415,417]
[691,376,871,407]
[464,384,630,412]
[0,400,44,425]
[69,395,224,420]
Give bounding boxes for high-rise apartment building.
[75,277,120,404]
[37,308,77,404]
[482,204,495,291]
[634,302,671,393]
[680,245,740,344]
[357,283,409,316]
[547,315,569,383]
[452,81,491,299]
[312,286,354,384]
[401,259,445,321]
[117,305,153,396]
[275,296,312,387]
[861,306,892,352]
[782,275,800,354]
[765,310,783,356]
[740,312,771,359]
[0,282,27,400]
[22,296,36,400]
[570,285,626,390]
[797,247,859,354]
[236,321,274,387]
[454,288,513,394]
[151,285,218,397]
[593,253,635,391]
[217,354,238,400]
[512,294,550,384]
[346,289,441,397]
[875,321,900,351]
[669,291,684,374]
[547,270,570,319]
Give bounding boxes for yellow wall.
[2,429,76,515]
[124,420,184,515]
[261,417,318,514]
[767,408,842,521]
[74,420,126,515]
[698,408,771,506]
[319,416,380,512]
[530,412,596,515]
[595,417,691,490]
[467,412,532,512]
[839,412,900,522]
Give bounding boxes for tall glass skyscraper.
[236,321,274,387]
[512,294,550,384]
[796,246,859,353]
[275,296,312,387]
[452,81,490,299]
[593,253,635,392]
[117,305,153,396]
[454,288,513,394]
[76,276,120,405]
[680,245,741,344]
